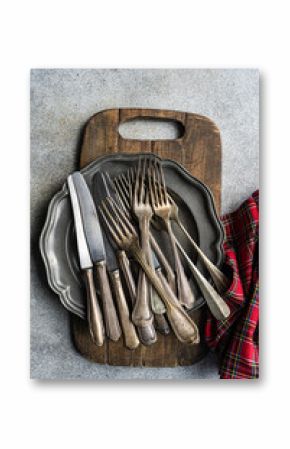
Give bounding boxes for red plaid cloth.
[205,190,259,379]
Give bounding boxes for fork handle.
[133,216,155,326]
[156,269,199,344]
[139,216,166,316]
[130,243,199,344]
[154,313,171,335]
[133,269,154,326]
[117,251,157,345]
[139,216,170,335]
[109,270,140,350]
[166,221,196,309]
[137,324,157,345]
[146,233,170,335]
[176,239,231,320]
[134,271,157,341]
[117,250,136,305]
[150,234,175,291]
[95,261,122,342]
[177,219,228,292]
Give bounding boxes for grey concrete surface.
[30,69,259,380]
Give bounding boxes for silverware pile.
[67,155,230,349]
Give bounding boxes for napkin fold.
[205,190,259,379]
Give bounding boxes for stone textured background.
[30,69,259,380]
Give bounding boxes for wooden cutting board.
[71,108,221,367]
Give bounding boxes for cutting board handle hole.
[118,117,184,141]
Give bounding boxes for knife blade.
[93,172,139,350]
[67,175,104,346]
[71,172,121,342]
[94,171,158,345]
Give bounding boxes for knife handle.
[94,261,122,342]
[110,270,140,350]
[83,268,105,346]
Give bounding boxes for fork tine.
[106,198,132,238]
[107,197,137,236]
[131,166,138,196]
[119,174,131,204]
[113,178,125,207]
[139,156,146,203]
[120,173,130,188]
[156,159,168,205]
[134,158,141,204]
[147,157,154,205]
[126,168,134,202]
[167,191,176,206]
[102,197,136,243]
[102,171,130,217]
[154,158,164,205]
[99,202,123,246]
[112,179,131,217]
[148,157,157,206]
[144,187,150,206]
[129,167,136,184]
[131,165,137,179]
[104,171,115,191]
[114,177,131,210]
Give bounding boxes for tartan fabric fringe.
[205,191,259,379]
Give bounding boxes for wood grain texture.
[72,108,221,366]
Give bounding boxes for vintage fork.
[99,197,200,344]
[103,173,157,345]
[132,158,169,327]
[131,158,155,327]
[113,171,176,291]
[168,193,228,293]
[114,166,230,320]
[175,239,230,320]
[113,167,170,334]
[148,163,230,320]
[148,158,196,310]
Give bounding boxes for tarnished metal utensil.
[148,157,196,309]
[99,196,200,345]
[108,170,171,335]
[71,172,121,342]
[175,239,230,320]
[95,171,157,346]
[67,175,104,346]
[94,172,139,350]
[168,193,228,293]
[111,170,175,290]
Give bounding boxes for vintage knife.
[93,172,139,350]
[71,172,121,342]
[94,171,158,345]
[67,175,104,346]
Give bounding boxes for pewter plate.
[40,153,224,319]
